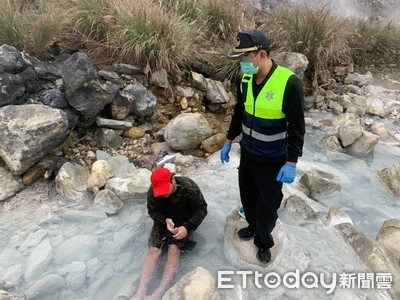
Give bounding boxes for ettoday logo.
[217,270,393,294]
[218,269,336,294]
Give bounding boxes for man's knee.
[168,244,180,255]
[148,246,162,258]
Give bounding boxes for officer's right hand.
[220,143,232,164]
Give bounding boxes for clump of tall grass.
[0,0,65,57]
[71,0,114,41]
[207,41,241,81]
[199,0,242,41]
[348,18,400,64]
[163,0,243,41]
[0,0,24,49]
[108,0,202,71]
[261,4,352,88]
[163,0,200,20]
[23,1,68,57]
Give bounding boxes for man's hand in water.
[173,226,188,240]
[166,218,178,234]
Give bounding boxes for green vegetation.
[0,0,24,49]
[348,18,400,64]
[108,0,202,70]
[0,0,399,87]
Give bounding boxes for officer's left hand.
[173,226,188,240]
[276,162,296,184]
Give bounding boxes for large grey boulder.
[61,52,119,116]
[376,219,400,260]
[0,167,24,201]
[104,168,151,200]
[121,83,157,118]
[55,162,92,202]
[164,113,213,151]
[0,45,30,74]
[299,173,341,199]
[163,267,216,300]
[0,73,25,107]
[377,163,400,198]
[0,105,69,175]
[347,131,380,155]
[224,209,285,270]
[273,51,309,79]
[338,122,363,147]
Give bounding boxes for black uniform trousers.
[238,151,285,249]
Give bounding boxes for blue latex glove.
[220,143,232,164]
[276,162,296,183]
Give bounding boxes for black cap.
[228,29,270,60]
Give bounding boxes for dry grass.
[208,41,241,81]
[108,0,202,71]
[0,0,24,49]
[24,1,69,57]
[0,0,67,57]
[1,0,399,84]
[72,0,114,41]
[348,18,400,64]
[199,0,242,41]
[261,4,352,88]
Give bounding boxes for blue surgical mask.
[240,53,261,75]
[240,62,259,74]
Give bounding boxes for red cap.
[150,168,172,197]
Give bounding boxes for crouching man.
[132,168,207,300]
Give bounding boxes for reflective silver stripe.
[242,124,286,142]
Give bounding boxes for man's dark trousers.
[238,151,285,249]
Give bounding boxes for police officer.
[220,29,305,264]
